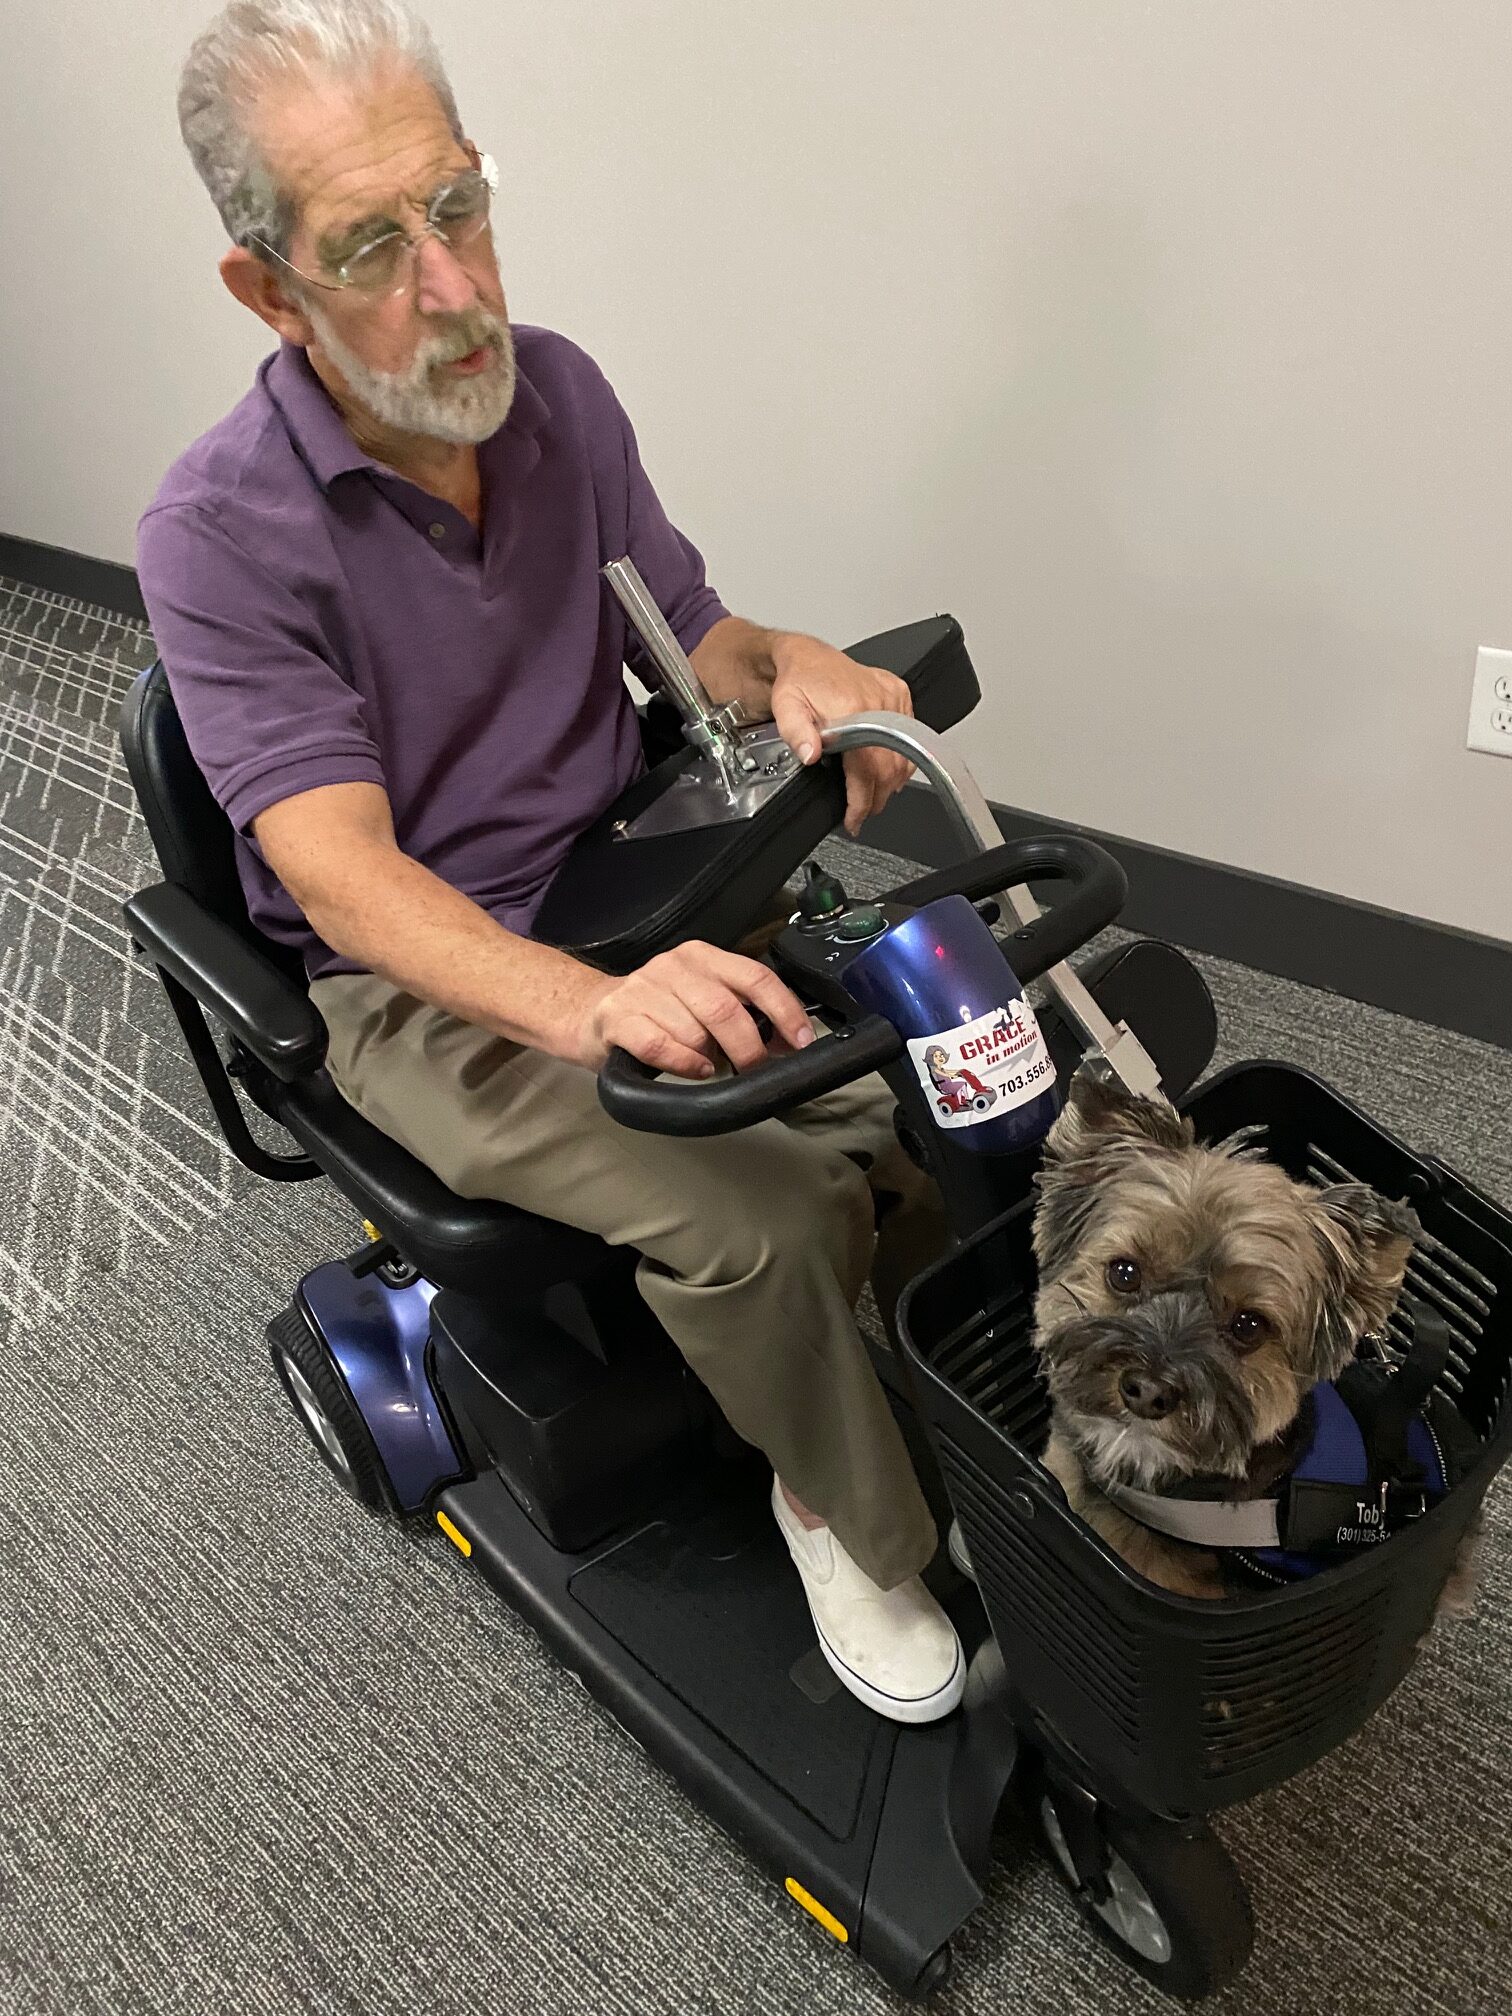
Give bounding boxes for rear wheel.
[1031,1774,1253,1999]
[268,1305,392,1513]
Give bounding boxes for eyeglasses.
[250,152,499,299]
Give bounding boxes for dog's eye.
[1105,1256,1142,1294]
[1229,1310,1270,1348]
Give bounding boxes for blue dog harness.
[1100,1305,1475,1586]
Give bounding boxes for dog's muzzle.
[1043,1289,1250,1463]
[1098,1306,1478,1586]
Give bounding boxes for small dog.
[1030,1068,1421,1599]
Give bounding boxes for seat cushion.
[271,1068,612,1298]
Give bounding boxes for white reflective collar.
[1101,1481,1283,1550]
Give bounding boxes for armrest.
[124,882,328,1082]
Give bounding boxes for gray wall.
[2,2,1508,938]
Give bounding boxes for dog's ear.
[1307,1184,1420,1378]
[1032,1067,1193,1275]
[1042,1066,1193,1168]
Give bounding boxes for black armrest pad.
[124,883,327,1082]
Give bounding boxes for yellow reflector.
[361,1219,382,1243]
[436,1510,472,1557]
[785,1877,849,1944]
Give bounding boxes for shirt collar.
[264,336,550,493]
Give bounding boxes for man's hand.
[576,941,817,1079]
[767,635,915,835]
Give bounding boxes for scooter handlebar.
[598,1014,904,1138]
[597,832,1126,1137]
[891,835,1127,977]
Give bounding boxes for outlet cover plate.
[1468,646,1512,757]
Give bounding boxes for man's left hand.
[768,636,915,837]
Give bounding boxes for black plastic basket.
[898,1061,1512,1819]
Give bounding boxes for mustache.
[419,312,508,370]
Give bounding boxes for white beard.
[307,301,518,447]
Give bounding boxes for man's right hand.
[577,942,817,1080]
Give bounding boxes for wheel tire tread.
[268,1304,392,1514]
[1026,1757,1254,2001]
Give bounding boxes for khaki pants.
[310,970,945,1589]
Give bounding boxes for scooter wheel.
[1033,1783,1253,1999]
[268,1305,393,1514]
[971,1092,994,1111]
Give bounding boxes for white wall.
[2,2,1508,938]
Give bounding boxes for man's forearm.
[302,839,606,1063]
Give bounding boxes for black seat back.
[120,661,304,981]
[118,663,703,1504]
[118,659,624,1298]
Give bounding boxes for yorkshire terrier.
[1029,1068,1424,1599]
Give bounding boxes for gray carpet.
[0,570,1508,2016]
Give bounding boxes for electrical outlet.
[1468,647,1512,757]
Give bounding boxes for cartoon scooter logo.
[923,1043,999,1117]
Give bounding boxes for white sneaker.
[771,1478,965,1725]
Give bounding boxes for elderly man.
[138,0,962,1724]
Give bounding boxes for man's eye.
[1106,1256,1142,1295]
[436,187,482,219]
[338,233,405,288]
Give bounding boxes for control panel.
[774,862,1001,1016]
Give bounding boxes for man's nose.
[412,232,478,316]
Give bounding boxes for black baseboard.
[3,533,1506,1045]
[865,785,1511,1051]
[0,533,147,622]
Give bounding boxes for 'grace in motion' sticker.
[907,998,1054,1128]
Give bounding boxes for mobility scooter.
[120,576,1512,2000]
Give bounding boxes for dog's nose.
[1119,1368,1180,1420]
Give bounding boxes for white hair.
[177,0,464,261]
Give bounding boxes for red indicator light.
[934,944,945,959]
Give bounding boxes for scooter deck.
[434,1460,1011,1995]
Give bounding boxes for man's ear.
[1308,1184,1420,1376]
[219,245,315,346]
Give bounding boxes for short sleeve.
[615,399,731,677]
[135,503,386,835]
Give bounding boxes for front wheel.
[268,1305,393,1513]
[1033,1782,1253,1999]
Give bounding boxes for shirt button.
[428,521,446,540]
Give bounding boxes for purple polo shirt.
[135,327,729,980]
